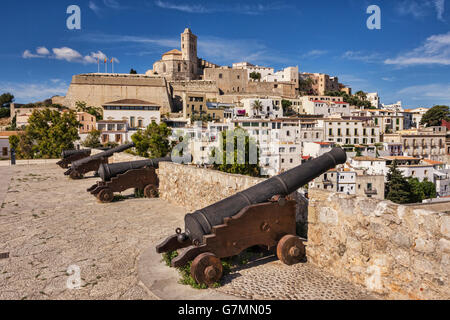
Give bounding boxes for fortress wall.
[157,162,449,300]
[308,188,450,300]
[158,162,265,213]
[247,81,297,98]
[64,74,173,113]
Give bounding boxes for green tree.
[131,122,172,158]
[249,71,261,81]
[420,105,450,127]
[22,109,80,159]
[421,178,437,199]
[385,161,412,204]
[282,99,294,116]
[210,128,261,177]
[0,93,14,108]
[408,178,425,203]
[75,101,103,121]
[82,129,102,148]
[251,100,263,115]
[130,69,137,74]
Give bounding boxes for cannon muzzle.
[64,143,135,176]
[98,154,193,181]
[61,149,91,159]
[179,147,347,245]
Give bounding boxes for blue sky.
[1,0,449,108]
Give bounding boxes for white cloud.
[155,0,209,13]
[396,0,446,21]
[53,47,83,62]
[342,51,382,63]
[398,83,450,104]
[300,50,327,59]
[0,81,69,103]
[382,77,396,82]
[385,31,450,66]
[103,0,122,9]
[36,47,50,56]
[154,1,291,15]
[89,1,101,15]
[23,47,50,59]
[435,0,446,21]
[22,46,118,65]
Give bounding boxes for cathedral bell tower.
[181,28,198,78]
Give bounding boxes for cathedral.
[146,28,219,80]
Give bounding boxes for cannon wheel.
[97,189,114,203]
[144,184,158,198]
[191,253,223,287]
[69,171,82,180]
[276,235,306,266]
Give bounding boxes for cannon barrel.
[98,154,193,181]
[61,149,91,159]
[64,143,135,175]
[181,148,347,244]
[99,157,171,181]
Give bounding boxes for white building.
[240,98,283,119]
[0,132,18,160]
[102,99,161,130]
[367,92,381,108]
[382,101,403,112]
[232,62,274,80]
[319,118,381,145]
[263,66,299,83]
[302,142,335,158]
[403,107,429,129]
[350,156,389,177]
[301,96,351,117]
[97,120,130,145]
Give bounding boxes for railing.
[365,188,378,195]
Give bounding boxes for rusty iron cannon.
[156,148,347,286]
[64,143,135,179]
[87,157,171,203]
[57,149,91,169]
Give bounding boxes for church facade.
[147,28,219,80]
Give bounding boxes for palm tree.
[251,100,263,116]
[355,91,367,101]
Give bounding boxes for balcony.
[365,188,378,195]
[323,178,333,185]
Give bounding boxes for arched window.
[162,63,166,73]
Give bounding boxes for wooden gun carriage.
[57,149,91,169]
[64,143,135,179]
[87,157,171,203]
[156,148,347,286]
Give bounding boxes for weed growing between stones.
[162,247,264,290]
[112,195,126,202]
[134,188,145,199]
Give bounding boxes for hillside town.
[1,28,450,204]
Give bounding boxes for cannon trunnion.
[87,157,172,203]
[64,143,135,179]
[156,148,347,286]
[57,149,91,169]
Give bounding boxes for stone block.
[413,238,436,254]
[390,230,412,248]
[438,238,450,254]
[318,207,338,226]
[441,215,450,238]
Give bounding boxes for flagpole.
[97,58,100,73]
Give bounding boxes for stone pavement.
[0,164,186,300]
[0,164,378,300]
